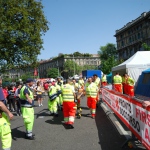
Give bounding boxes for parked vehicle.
[82,70,102,79]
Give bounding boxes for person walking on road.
[48,81,59,117]
[85,77,98,119]
[56,77,63,110]
[20,78,35,140]
[113,72,122,93]
[61,79,76,129]
[0,78,14,150]
[93,74,101,107]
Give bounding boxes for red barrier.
[102,88,150,150]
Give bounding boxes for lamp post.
[57,61,59,76]
[73,54,75,75]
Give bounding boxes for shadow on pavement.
[45,111,64,125]
[35,108,50,119]
[11,125,25,140]
[95,105,131,150]
[80,106,89,110]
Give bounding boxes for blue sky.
[39,0,150,60]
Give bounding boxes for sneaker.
[41,104,43,106]
[25,135,35,140]
[54,114,59,117]
[49,113,54,116]
[92,116,95,119]
[39,104,41,107]
[68,124,74,129]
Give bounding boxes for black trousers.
[7,97,16,111]
[16,97,21,114]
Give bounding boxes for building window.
[132,36,134,42]
[128,30,130,35]
[129,37,131,43]
[138,33,141,39]
[121,41,124,46]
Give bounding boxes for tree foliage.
[0,0,49,71]
[63,60,81,76]
[98,43,120,74]
[82,65,97,70]
[47,68,59,78]
[142,43,150,51]
[21,72,35,82]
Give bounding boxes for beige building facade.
[38,54,101,78]
[3,54,100,78]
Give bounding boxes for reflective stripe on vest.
[62,84,74,102]
[86,82,97,98]
[113,75,122,84]
[49,85,57,96]
[127,77,134,86]
[94,78,100,86]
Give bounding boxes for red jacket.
[3,89,8,99]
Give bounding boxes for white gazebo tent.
[112,51,150,85]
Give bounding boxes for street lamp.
[73,54,75,75]
[57,61,59,76]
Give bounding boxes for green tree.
[64,60,81,76]
[142,43,150,51]
[21,72,34,82]
[0,0,49,71]
[98,43,119,74]
[47,68,59,78]
[82,65,96,70]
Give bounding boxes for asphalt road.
[0,95,146,150]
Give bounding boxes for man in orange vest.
[113,72,122,93]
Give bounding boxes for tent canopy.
[135,68,150,97]
[112,51,150,84]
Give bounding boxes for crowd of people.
[0,72,138,150]
[0,74,103,150]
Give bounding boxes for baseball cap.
[26,78,34,83]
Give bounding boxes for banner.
[102,88,150,150]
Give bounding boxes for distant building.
[3,54,101,78]
[114,11,150,60]
[38,54,101,78]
